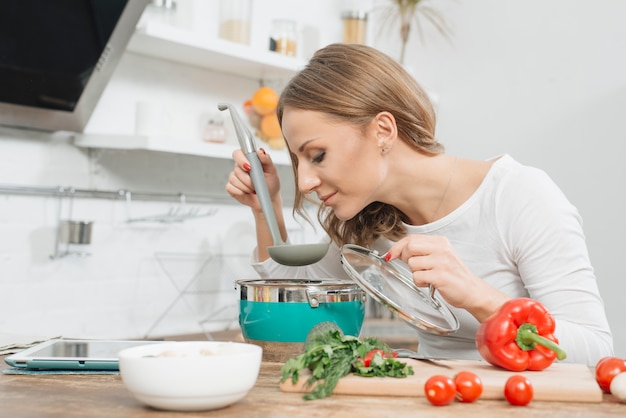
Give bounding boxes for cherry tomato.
[504,375,533,406]
[454,371,483,403]
[424,375,456,406]
[595,356,626,393]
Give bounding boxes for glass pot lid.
[340,244,459,335]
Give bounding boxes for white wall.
[0,0,337,340]
[368,0,626,357]
[1,0,624,356]
[0,57,273,339]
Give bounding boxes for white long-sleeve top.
[251,154,614,365]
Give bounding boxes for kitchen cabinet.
[75,22,300,166]
[127,22,306,81]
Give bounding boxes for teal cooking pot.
[235,279,366,361]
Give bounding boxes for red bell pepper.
[475,298,567,371]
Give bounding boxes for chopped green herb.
[280,326,414,400]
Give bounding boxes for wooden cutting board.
[280,359,603,403]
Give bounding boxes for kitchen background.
[1,0,625,357]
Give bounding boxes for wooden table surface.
[2,357,625,417]
[2,330,624,417]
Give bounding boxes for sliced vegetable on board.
[280,322,414,400]
[361,349,398,367]
[475,298,567,371]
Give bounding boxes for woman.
[226,43,613,365]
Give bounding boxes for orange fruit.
[251,86,279,116]
[260,112,282,139]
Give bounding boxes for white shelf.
[119,24,438,167]
[73,134,291,166]
[76,24,298,164]
[127,23,306,81]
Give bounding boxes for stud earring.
[381,145,390,154]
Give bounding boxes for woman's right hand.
[225,148,281,213]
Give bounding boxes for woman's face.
[281,108,389,220]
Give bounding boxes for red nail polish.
[383,252,392,262]
[243,163,251,171]
[260,148,266,155]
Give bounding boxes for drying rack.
[144,252,239,340]
[0,183,221,259]
[121,190,217,223]
[1,183,236,336]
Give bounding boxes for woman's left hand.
[384,235,509,322]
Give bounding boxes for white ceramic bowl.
[118,341,262,411]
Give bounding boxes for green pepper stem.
[516,323,567,360]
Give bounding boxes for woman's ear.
[372,111,397,151]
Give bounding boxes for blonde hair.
[277,43,443,247]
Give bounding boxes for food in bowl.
[118,341,262,412]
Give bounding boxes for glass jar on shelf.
[341,10,368,44]
[218,0,252,45]
[269,19,297,57]
[202,115,227,143]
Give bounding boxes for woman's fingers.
[226,149,258,207]
[383,234,508,320]
[226,170,251,195]
[384,235,438,262]
[384,235,462,295]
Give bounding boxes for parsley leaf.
[280,329,414,400]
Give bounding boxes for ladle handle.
[246,151,286,246]
[218,103,285,246]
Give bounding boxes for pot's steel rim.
[235,278,366,303]
[235,278,357,287]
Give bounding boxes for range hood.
[0,0,150,133]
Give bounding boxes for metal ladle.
[218,103,330,266]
